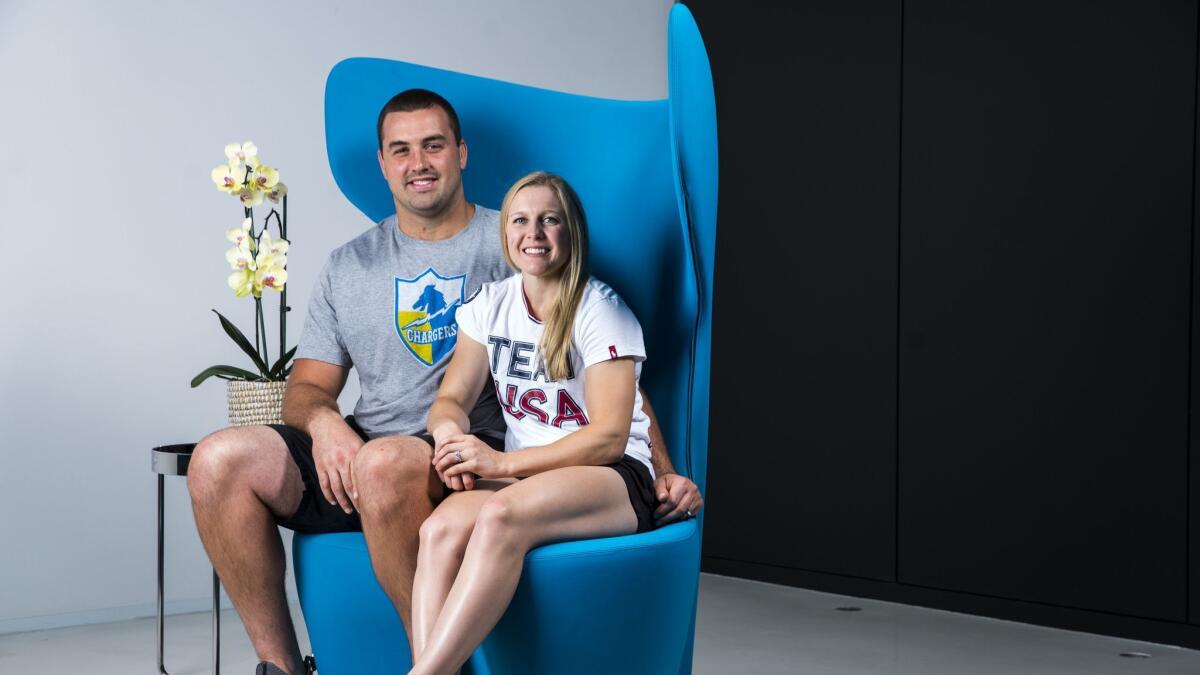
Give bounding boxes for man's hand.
[654,472,703,527]
[311,415,367,514]
[431,423,470,491]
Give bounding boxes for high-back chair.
[292,6,716,673]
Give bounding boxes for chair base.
[293,521,700,675]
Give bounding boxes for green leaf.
[191,364,265,388]
[268,346,297,379]
[212,309,269,375]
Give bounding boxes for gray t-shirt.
[296,205,512,439]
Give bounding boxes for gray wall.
[0,0,672,633]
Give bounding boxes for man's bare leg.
[188,426,306,675]
[352,436,442,649]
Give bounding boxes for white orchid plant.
[191,141,296,387]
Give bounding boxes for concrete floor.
[1,573,1198,674]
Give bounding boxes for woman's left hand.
[434,434,510,480]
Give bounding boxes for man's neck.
[394,199,474,241]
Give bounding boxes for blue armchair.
[292,6,716,674]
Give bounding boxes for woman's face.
[506,185,571,278]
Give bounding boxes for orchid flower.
[259,229,289,257]
[225,217,254,248]
[224,141,258,166]
[227,267,256,298]
[211,162,247,195]
[266,182,287,204]
[250,164,280,191]
[238,185,265,208]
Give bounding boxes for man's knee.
[187,426,280,503]
[189,429,246,498]
[352,436,434,507]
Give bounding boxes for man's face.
[377,106,468,219]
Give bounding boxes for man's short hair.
[376,89,463,149]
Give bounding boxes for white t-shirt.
[456,274,653,474]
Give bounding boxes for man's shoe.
[253,655,315,675]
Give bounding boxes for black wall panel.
[897,1,1194,621]
[1192,11,1200,626]
[692,1,902,581]
[692,0,1200,645]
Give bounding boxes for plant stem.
[279,288,287,362]
[256,296,269,376]
[260,206,289,374]
[246,203,261,373]
[281,195,288,360]
[253,297,261,366]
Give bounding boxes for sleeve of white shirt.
[575,288,647,369]
[456,282,488,345]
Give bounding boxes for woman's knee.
[472,494,526,548]
[418,509,473,556]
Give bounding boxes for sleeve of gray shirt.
[295,257,353,367]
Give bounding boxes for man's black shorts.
[609,455,658,534]
[269,417,504,534]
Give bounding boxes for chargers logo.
[395,268,466,367]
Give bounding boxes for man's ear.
[459,139,468,170]
[377,148,386,176]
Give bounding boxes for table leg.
[157,474,169,675]
[213,569,221,674]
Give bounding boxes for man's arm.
[639,390,704,525]
[282,358,364,514]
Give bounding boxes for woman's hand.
[434,434,510,481]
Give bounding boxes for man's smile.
[407,175,439,192]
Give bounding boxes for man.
[187,89,704,675]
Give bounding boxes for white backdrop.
[0,0,673,633]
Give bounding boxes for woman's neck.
[521,273,563,322]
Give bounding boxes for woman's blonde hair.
[498,171,590,382]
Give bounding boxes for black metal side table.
[152,444,221,675]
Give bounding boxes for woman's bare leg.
[410,466,637,675]
[411,479,513,660]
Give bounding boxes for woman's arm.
[427,333,491,449]
[439,357,637,480]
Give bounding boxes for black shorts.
[270,416,655,535]
[269,416,504,534]
[609,455,658,533]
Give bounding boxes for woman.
[408,171,657,674]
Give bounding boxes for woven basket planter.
[227,380,287,427]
